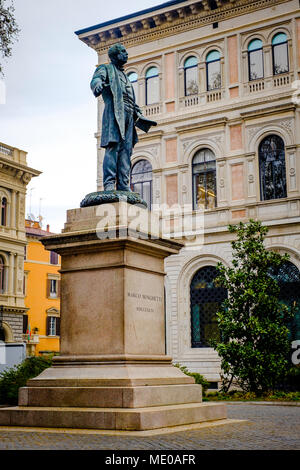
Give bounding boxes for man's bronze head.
[108,43,128,67]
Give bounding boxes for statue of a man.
[90,43,157,192]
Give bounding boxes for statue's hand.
[94,84,103,97]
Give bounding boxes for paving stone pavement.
[0,404,299,450]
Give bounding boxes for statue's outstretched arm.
[90,65,108,98]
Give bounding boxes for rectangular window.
[50,279,57,298]
[23,314,28,334]
[50,251,58,265]
[146,76,159,105]
[49,317,56,336]
[273,43,289,75]
[249,50,264,80]
[194,172,217,210]
[207,61,221,90]
[47,316,60,336]
[185,67,198,96]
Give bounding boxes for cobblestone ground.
[0,404,299,450]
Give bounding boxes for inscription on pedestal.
[128,291,163,313]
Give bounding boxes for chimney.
[46,224,50,232]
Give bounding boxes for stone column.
[8,252,14,296]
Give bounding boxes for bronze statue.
[90,43,157,192]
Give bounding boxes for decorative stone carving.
[22,172,31,184]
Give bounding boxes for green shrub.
[173,363,209,394]
[205,390,300,401]
[0,355,53,405]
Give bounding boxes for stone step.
[19,384,202,408]
[0,402,226,431]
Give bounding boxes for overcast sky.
[0,0,161,232]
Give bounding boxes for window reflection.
[145,67,159,105]
[192,149,217,210]
[184,56,198,96]
[248,39,264,81]
[272,33,289,75]
[131,160,153,209]
[127,72,138,100]
[259,135,287,201]
[206,50,221,91]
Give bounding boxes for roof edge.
[74,0,189,36]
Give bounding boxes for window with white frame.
[50,279,58,298]
[47,316,60,336]
[47,276,60,299]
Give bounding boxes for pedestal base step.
[0,403,226,431]
[19,384,202,408]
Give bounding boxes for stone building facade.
[76,0,300,384]
[0,142,40,346]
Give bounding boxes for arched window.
[272,33,289,75]
[259,135,287,201]
[206,50,221,91]
[0,256,5,294]
[130,160,153,209]
[0,326,5,342]
[145,66,159,105]
[127,71,138,100]
[190,266,227,348]
[184,56,198,96]
[192,148,217,210]
[1,197,7,226]
[248,39,264,81]
[269,261,300,342]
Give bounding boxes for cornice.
[77,0,290,54]
[175,117,227,133]
[240,103,296,120]
[0,156,41,185]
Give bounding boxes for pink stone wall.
[232,209,246,219]
[229,87,239,98]
[228,35,238,84]
[230,124,243,151]
[166,101,175,113]
[231,164,244,200]
[166,174,178,206]
[166,138,177,163]
[165,53,175,100]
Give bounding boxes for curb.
[224,401,300,407]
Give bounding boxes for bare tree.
[0,0,19,75]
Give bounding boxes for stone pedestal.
[0,203,226,431]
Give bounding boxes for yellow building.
[24,219,61,356]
